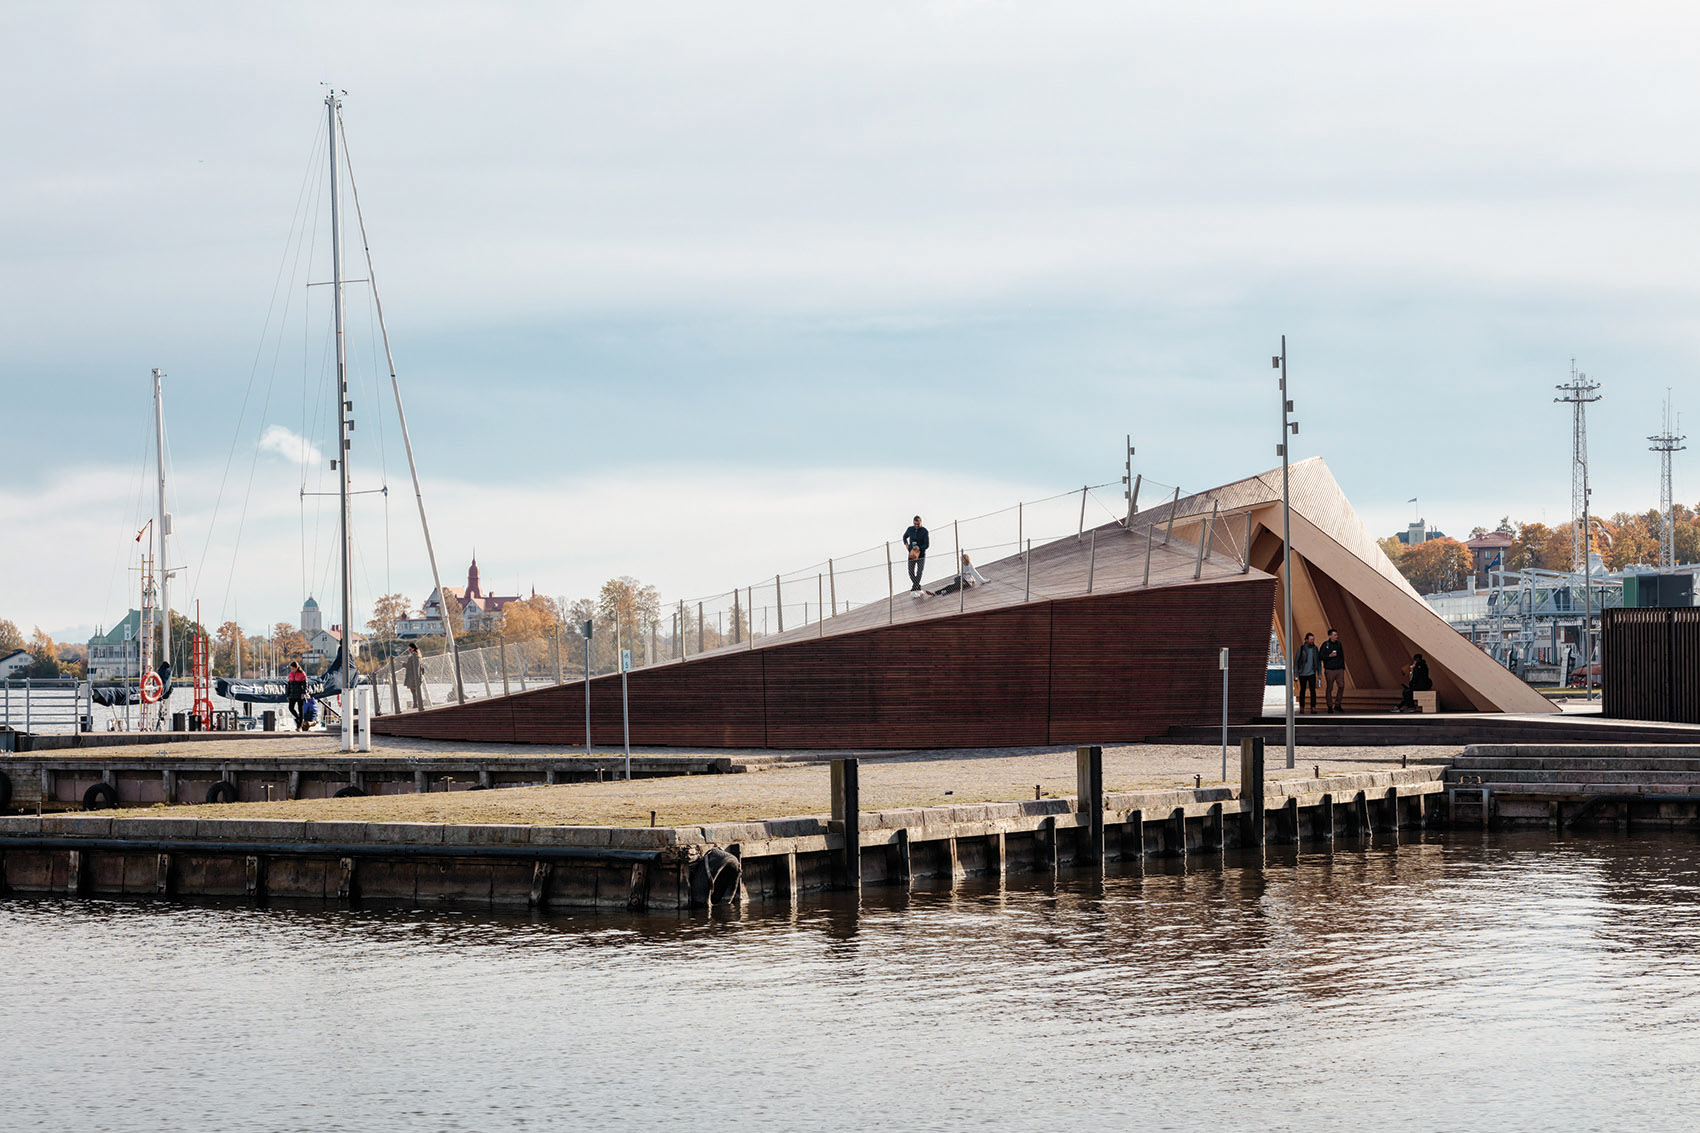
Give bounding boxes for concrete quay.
[0,750,739,813]
[0,765,1445,913]
[1447,745,1700,831]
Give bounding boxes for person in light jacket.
[931,553,990,597]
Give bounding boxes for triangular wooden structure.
[1153,457,1554,714]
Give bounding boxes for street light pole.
[1275,337,1298,770]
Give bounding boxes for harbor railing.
[371,476,1246,716]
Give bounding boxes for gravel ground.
[103,742,1458,827]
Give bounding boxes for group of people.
[1291,629,1434,713]
[902,515,989,598]
[281,642,426,730]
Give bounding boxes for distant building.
[398,556,524,638]
[301,595,322,634]
[86,610,167,681]
[1465,532,1515,586]
[1396,520,1446,546]
[0,649,32,679]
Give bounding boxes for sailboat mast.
[153,368,170,673]
[327,91,355,750]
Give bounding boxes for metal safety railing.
[369,475,1248,715]
[1,679,93,737]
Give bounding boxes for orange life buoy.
[140,671,164,704]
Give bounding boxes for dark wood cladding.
[374,576,1277,749]
[1603,607,1700,724]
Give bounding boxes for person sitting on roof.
[931,553,990,597]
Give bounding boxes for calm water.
[5,832,1700,1131]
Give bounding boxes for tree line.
[1380,505,1700,595]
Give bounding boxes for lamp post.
[1274,338,1298,770]
[581,618,593,759]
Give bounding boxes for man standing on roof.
[903,515,929,595]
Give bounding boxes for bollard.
[1076,745,1104,866]
[1240,737,1265,848]
[830,759,860,893]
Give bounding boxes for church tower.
[301,596,322,633]
[466,555,482,600]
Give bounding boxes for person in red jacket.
[286,660,308,730]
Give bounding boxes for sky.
[4,0,1700,639]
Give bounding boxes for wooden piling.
[989,832,1006,883]
[1240,737,1265,848]
[1076,745,1104,866]
[1168,807,1187,860]
[1355,791,1372,838]
[1124,808,1145,862]
[830,758,860,893]
[893,827,913,889]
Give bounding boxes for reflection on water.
[5,832,1700,1132]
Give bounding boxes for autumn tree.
[26,626,62,678]
[1398,538,1473,595]
[368,594,411,641]
[0,618,23,655]
[498,595,560,642]
[271,622,309,666]
[1376,536,1407,570]
[598,577,660,650]
[211,621,245,676]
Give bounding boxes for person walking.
[1293,632,1321,713]
[286,660,308,730]
[403,643,424,711]
[1319,628,1347,713]
[902,515,930,594]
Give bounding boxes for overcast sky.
[5,1,1699,638]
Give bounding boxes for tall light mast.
[153,367,171,673]
[1555,362,1601,697]
[1649,395,1685,571]
[327,90,355,752]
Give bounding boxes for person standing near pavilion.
[1293,632,1321,713]
[903,515,930,595]
[1319,628,1347,713]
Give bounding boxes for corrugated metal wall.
[1602,607,1700,724]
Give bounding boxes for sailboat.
[212,91,467,747]
[90,369,178,718]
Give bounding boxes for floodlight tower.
[1648,395,1685,570]
[1555,361,1601,697]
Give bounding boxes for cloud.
[258,425,323,467]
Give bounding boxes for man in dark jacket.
[903,516,929,594]
[1399,652,1432,711]
[1293,632,1321,713]
[1319,628,1347,713]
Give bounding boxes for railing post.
[747,587,756,649]
[817,576,824,637]
[553,629,562,683]
[1077,485,1088,540]
[732,589,742,645]
[1087,529,1097,593]
[1143,523,1154,586]
[1163,487,1180,546]
[828,559,837,617]
[698,602,705,654]
[1024,538,1031,602]
[498,636,510,696]
[775,576,784,633]
[955,520,964,612]
[1242,512,1254,573]
[1127,474,1141,527]
[886,543,894,624]
[1194,499,1218,580]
